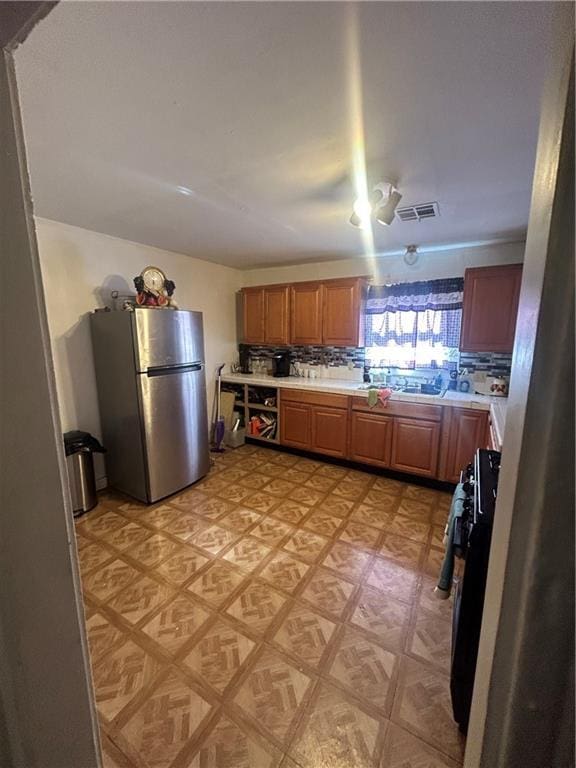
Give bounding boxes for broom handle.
[216,364,224,421]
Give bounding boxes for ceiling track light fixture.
[349,181,402,228]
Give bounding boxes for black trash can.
[63,431,106,517]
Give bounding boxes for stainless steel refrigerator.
[90,308,210,503]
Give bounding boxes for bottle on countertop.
[458,368,471,392]
[363,365,372,384]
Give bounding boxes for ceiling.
[15,2,556,268]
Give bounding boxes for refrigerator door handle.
[146,363,203,377]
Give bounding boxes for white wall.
[36,218,242,486]
[242,240,525,286]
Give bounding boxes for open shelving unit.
[220,381,280,444]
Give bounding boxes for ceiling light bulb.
[404,245,419,265]
[375,189,403,226]
[349,211,362,228]
[353,197,372,219]
[350,197,372,229]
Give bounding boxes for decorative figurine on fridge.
[133,266,178,309]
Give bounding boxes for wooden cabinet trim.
[351,397,443,422]
[280,389,349,410]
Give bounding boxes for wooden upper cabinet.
[322,278,365,346]
[390,417,440,478]
[242,286,289,345]
[264,286,289,345]
[460,264,522,352]
[242,288,265,344]
[243,276,365,347]
[290,282,323,345]
[349,411,392,468]
[439,407,489,483]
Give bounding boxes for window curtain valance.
[366,277,464,313]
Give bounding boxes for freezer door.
[132,309,205,371]
[138,365,210,502]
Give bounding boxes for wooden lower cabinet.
[280,402,311,450]
[439,407,489,483]
[390,418,441,478]
[311,407,348,458]
[280,401,348,457]
[279,390,489,482]
[349,411,393,468]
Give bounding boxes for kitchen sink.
[357,383,445,397]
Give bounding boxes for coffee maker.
[272,350,291,378]
[238,345,252,375]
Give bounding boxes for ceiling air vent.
[396,202,440,223]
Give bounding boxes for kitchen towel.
[367,387,393,408]
[434,482,467,599]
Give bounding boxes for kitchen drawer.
[351,396,443,422]
[280,389,349,410]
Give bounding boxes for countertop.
[221,372,507,449]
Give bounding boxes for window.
[365,278,463,370]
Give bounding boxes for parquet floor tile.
[183,618,256,693]
[75,444,460,767]
[155,545,209,586]
[407,608,453,672]
[321,540,371,582]
[290,682,382,768]
[233,647,312,741]
[83,558,142,602]
[392,657,464,762]
[108,575,174,625]
[120,669,212,767]
[260,551,310,594]
[85,612,128,663]
[226,579,287,634]
[328,626,398,717]
[91,638,160,721]
[282,530,329,563]
[300,567,355,618]
[187,561,246,608]
[141,593,211,654]
[381,723,460,767]
[273,603,337,668]
[79,541,115,573]
[186,713,280,767]
[350,585,411,651]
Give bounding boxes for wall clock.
[133,266,178,308]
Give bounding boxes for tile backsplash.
[458,351,513,377]
[238,344,513,379]
[240,343,365,368]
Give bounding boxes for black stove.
[450,448,501,733]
